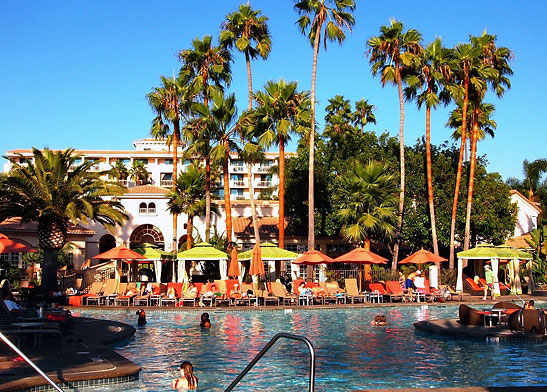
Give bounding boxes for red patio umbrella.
[249,244,265,276]
[399,249,447,265]
[292,250,335,265]
[335,248,388,291]
[228,247,240,278]
[0,233,36,254]
[94,246,145,281]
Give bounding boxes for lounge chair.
[240,283,258,306]
[134,283,160,306]
[464,278,485,296]
[200,283,218,307]
[161,283,183,306]
[87,279,118,306]
[117,282,138,306]
[257,286,280,306]
[81,281,105,305]
[180,282,203,307]
[438,284,467,302]
[270,281,297,305]
[345,278,367,304]
[368,283,388,303]
[385,280,408,302]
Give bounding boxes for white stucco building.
[509,190,541,238]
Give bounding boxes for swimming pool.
[75,304,547,391]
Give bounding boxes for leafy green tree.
[0,148,127,292]
[166,164,206,250]
[294,0,356,252]
[251,79,310,247]
[352,99,376,132]
[367,19,423,270]
[129,160,150,186]
[336,161,398,249]
[178,35,232,242]
[405,37,451,256]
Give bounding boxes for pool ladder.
[224,333,316,392]
[0,331,65,391]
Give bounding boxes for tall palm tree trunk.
[425,103,439,255]
[245,50,261,247]
[223,148,233,242]
[172,121,180,252]
[308,26,321,254]
[392,65,405,272]
[187,215,193,250]
[449,80,469,269]
[205,157,211,242]
[463,102,480,250]
[279,139,285,248]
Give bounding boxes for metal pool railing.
[224,333,316,392]
[0,331,64,392]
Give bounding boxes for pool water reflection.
[76,305,547,391]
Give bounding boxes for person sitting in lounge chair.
[183,283,198,299]
[297,282,313,296]
[311,280,327,297]
[230,283,243,299]
[2,290,23,314]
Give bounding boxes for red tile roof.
[505,233,533,249]
[510,190,542,213]
[233,217,289,238]
[125,185,168,194]
[0,217,96,236]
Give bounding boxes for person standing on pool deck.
[483,265,495,300]
[172,361,198,390]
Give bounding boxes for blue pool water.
[75,304,547,391]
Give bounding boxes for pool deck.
[0,317,140,391]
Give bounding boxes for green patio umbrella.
[456,244,501,259]
[237,242,298,261]
[177,242,229,281]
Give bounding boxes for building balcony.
[231,180,246,187]
[256,181,272,188]
[256,165,273,173]
[160,180,173,187]
[231,166,245,173]
[233,195,246,200]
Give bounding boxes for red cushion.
[68,296,82,306]
[152,285,161,295]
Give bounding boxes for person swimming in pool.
[172,361,198,390]
[200,312,211,328]
[370,314,387,326]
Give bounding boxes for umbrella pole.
[359,266,362,292]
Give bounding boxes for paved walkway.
[0,317,140,391]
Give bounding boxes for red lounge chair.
[161,283,183,306]
[465,278,485,296]
[368,283,388,303]
[181,282,203,307]
[385,281,407,302]
[117,283,138,306]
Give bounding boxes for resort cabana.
[133,242,174,283]
[177,242,228,282]
[456,244,532,295]
[238,242,298,280]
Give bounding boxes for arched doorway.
[129,224,165,249]
[99,234,116,254]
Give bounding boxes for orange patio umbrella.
[249,243,265,276]
[399,249,447,265]
[0,233,36,254]
[227,247,240,278]
[94,245,145,281]
[292,250,335,265]
[335,248,388,291]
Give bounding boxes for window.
[135,158,148,165]
[148,203,156,214]
[139,202,147,214]
[0,253,22,270]
[327,244,351,253]
[164,159,173,165]
[232,160,244,172]
[160,173,172,187]
[119,158,130,164]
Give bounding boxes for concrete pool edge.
[0,317,141,392]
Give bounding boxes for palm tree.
[367,19,423,270]
[147,74,193,251]
[193,90,240,243]
[0,148,127,292]
[405,37,451,256]
[107,160,129,184]
[522,159,547,201]
[252,79,310,248]
[129,160,150,186]
[324,95,354,137]
[178,36,232,242]
[220,4,271,111]
[447,101,497,161]
[337,161,398,249]
[166,163,206,250]
[294,0,356,252]
[463,33,512,251]
[352,99,376,132]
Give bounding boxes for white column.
[456,258,463,292]
[491,258,500,296]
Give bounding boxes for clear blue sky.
[1,1,545,181]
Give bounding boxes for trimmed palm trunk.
[391,62,405,272]
[38,218,67,292]
[223,146,233,242]
[308,24,321,253]
[186,215,194,250]
[279,138,286,248]
[172,120,180,251]
[425,95,439,255]
[449,78,469,269]
[463,101,480,250]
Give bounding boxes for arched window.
[148,202,156,214]
[139,202,147,214]
[99,234,116,254]
[129,224,164,249]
